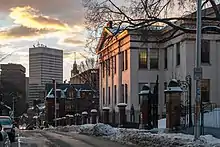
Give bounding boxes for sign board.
[194,67,203,80]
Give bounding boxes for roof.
[45,83,95,99]
[96,4,220,52]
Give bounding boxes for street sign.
[56,103,59,110]
[194,67,203,80]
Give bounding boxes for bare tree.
[83,0,220,52]
[71,57,99,90]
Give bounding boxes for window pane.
[176,42,180,66]
[114,85,117,104]
[103,88,105,105]
[122,52,125,71]
[201,40,210,63]
[122,84,124,103]
[108,87,111,105]
[139,50,148,68]
[164,48,167,69]
[201,79,210,102]
[125,50,128,70]
[150,49,159,69]
[125,84,128,103]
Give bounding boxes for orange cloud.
[0,25,54,40]
[9,6,71,31]
[63,37,85,45]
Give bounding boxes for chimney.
[106,21,113,28]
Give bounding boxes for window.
[125,84,128,103]
[138,83,148,104]
[176,42,180,66]
[102,62,105,78]
[164,82,167,104]
[125,50,128,70]
[122,51,125,71]
[121,84,124,103]
[114,56,116,74]
[103,88,105,105]
[108,87,111,105]
[107,59,110,76]
[201,79,210,102]
[150,49,159,69]
[139,50,148,68]
[164,48,167,69]
[201,40,210,63]
[114,85,117,105]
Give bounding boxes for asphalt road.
[11,129,134,147]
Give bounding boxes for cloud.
[9,6,71,31]
[0,25,54,40]
[0,0,84,25]
[63,37,85,46]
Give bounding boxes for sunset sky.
[0,0,93,80]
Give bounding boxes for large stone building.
[0,63,26,116]
[29,45,63,106]
[97,7,220,123]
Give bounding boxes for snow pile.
[47,123,220,146]
[79,123,118,136]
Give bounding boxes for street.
[11,129,134,147]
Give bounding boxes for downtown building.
[29,45,63,106]
[0,63,26,116]
[97,7,220,123]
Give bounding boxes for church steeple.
[71,52,79,77]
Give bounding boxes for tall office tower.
[29,45,63,106]
[0,63,26,116]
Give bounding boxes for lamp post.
[139,84,152,130]
[164,79,183,131]
[52,79,57,127]
[194,0,202,139]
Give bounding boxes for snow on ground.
[45,123,220,147]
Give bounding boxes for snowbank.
[47,123,220,147]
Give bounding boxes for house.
[96,7,220,123]
[44,83,99,124]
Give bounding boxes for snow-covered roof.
[91,109,97,113]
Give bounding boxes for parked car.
[0,116,15,142]
[0,124,11,147]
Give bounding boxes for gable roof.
[96,26,126,52]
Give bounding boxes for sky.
[0,0,95,81]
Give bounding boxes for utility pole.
[194,0,202,140]
[52,79,57,127]
[12,96,15,121]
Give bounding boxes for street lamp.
[139,84,152,129]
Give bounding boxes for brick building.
[45,83,99,124]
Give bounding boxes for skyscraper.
[29,45,63,106]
